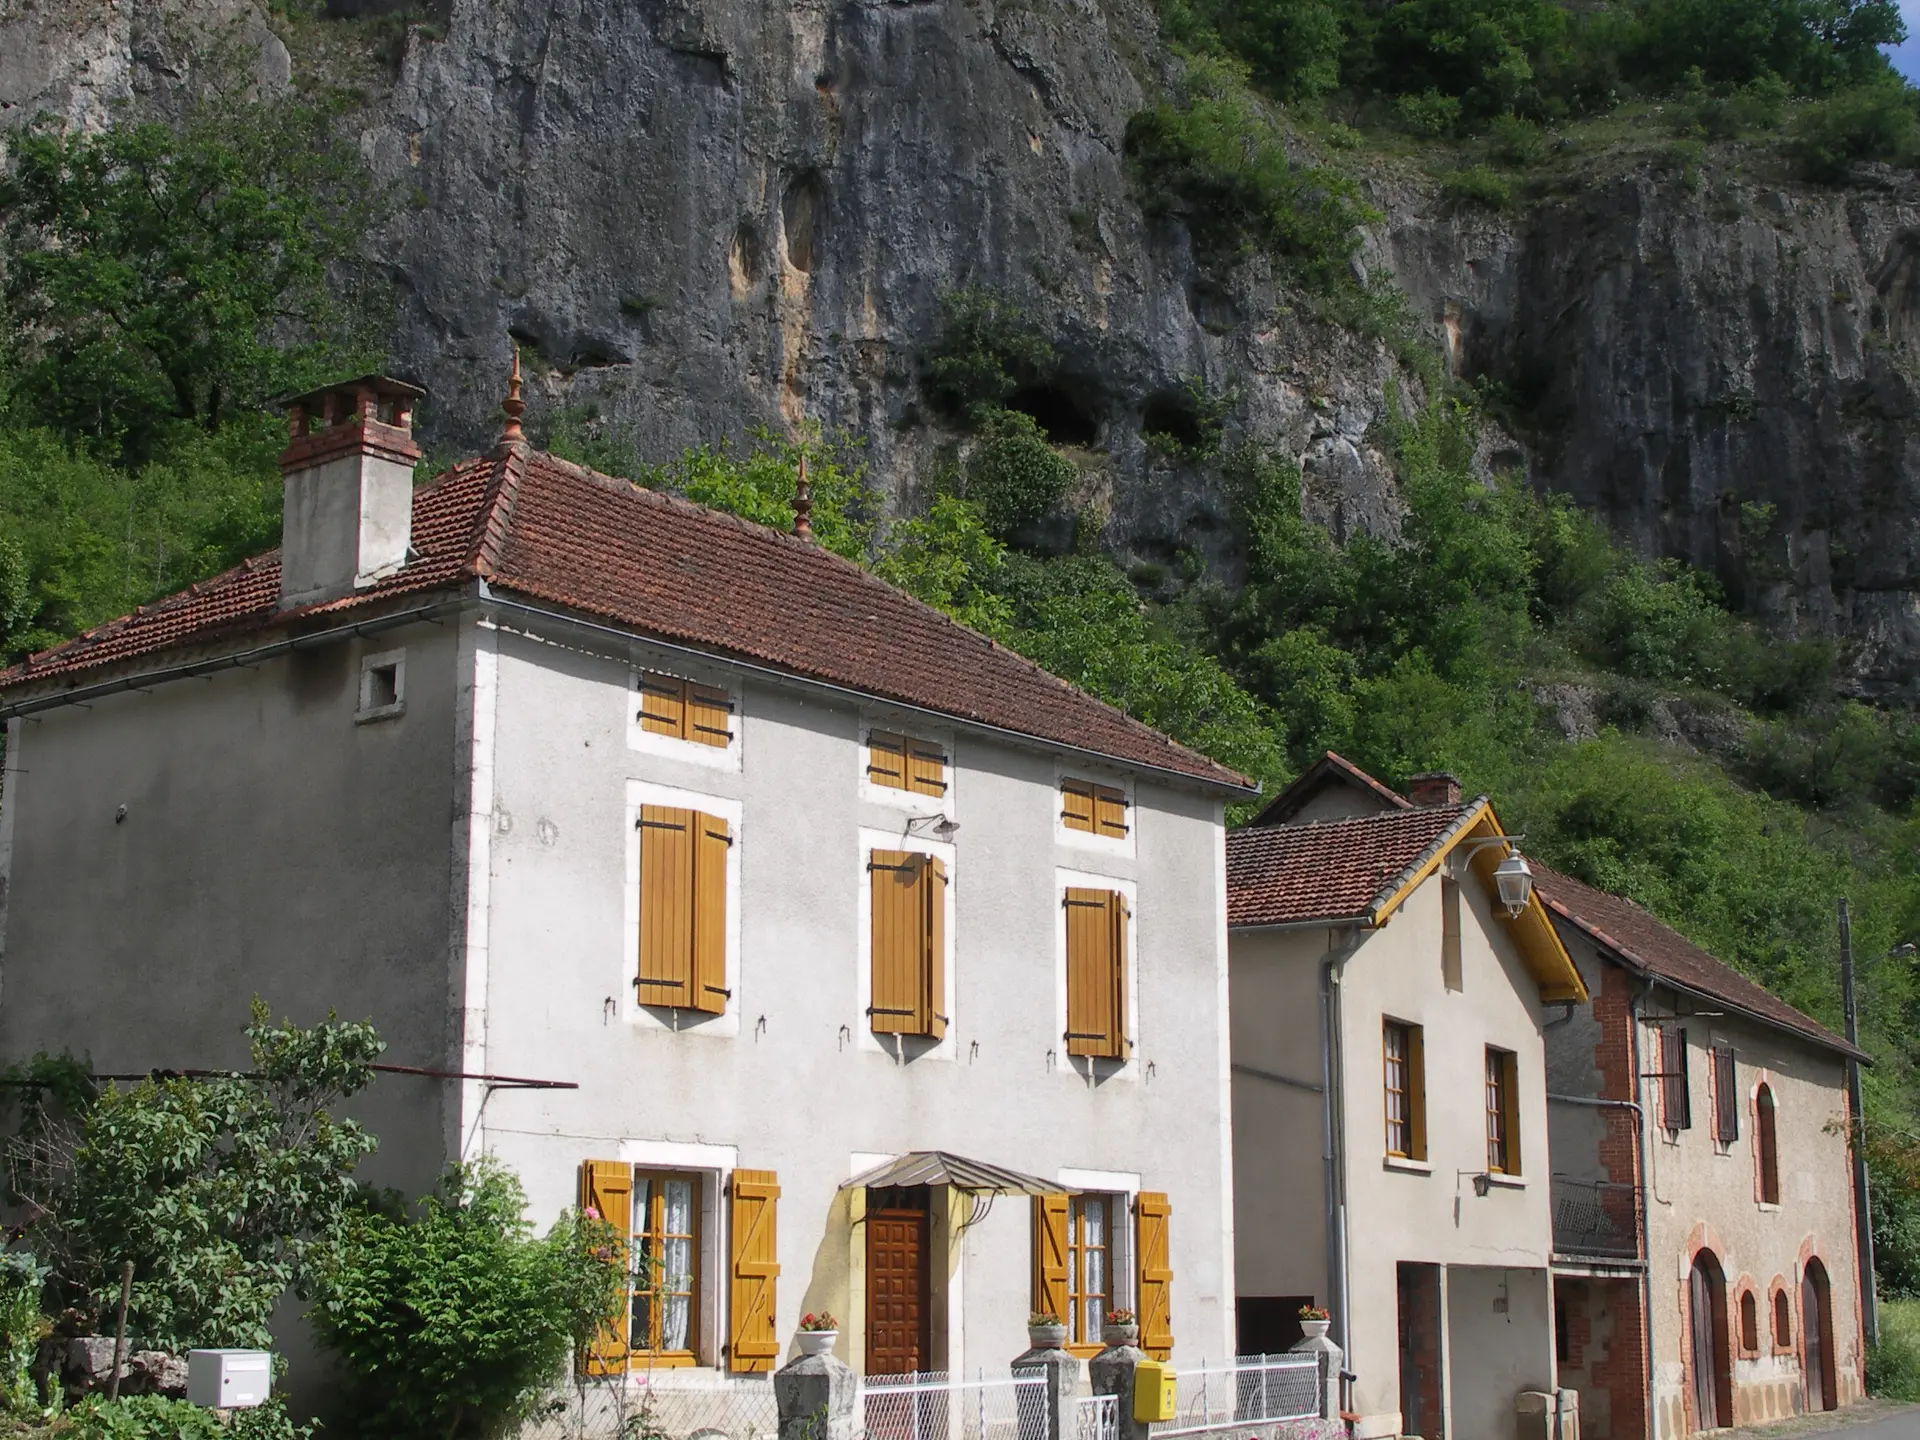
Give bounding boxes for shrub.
[69,1396,311,1440]
[923,289,1057,418]
[1369,0,1569,122]
[312,1159,624,1440]
[1487,112,1547,164]
[963,409,1077,541]
[0,1253,46,1414]
[1441,165,1515,209]
[1793,81,1920,181]
[1868,1318,1920,1401]
[1393,90,1466,137]
[1124,58,1377,293]
[5,1004,383,1350]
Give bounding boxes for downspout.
[1320,924,1364,1368]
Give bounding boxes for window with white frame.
[357,649,405,720]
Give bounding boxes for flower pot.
[1101,1324,1139,1349]
[796,1330,839,1357]
[1027,1324,1069,1350]
[1298,1319,1331,1342]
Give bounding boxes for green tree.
[963,408,1078,540]
[0,93,384,461]
[7,1004,384,1349]
[312,1159,623,1440]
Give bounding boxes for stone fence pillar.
[775,1350,857,1440]
[1288,1329,1344,1422]
[1089,1342,1152,1440]
[1012,1344,1082,1440]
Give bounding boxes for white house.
[0,374,1250,1398]
[1226,755,1589,1440]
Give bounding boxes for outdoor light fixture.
[1494,852,1534,917]
[1472,1173,1492,1198]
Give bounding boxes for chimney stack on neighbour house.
[1406,771,1463,807]
[278,375,426,610]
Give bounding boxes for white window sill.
[355,703,405,725]
[1483,1173,1527,1190]
[1383,1156,1432,1175]
[1757,1201,1781,1213]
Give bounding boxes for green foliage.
[1868,1316,1920,1402]
[1143,378,1234,460]
[1124,57,1378,293]
[1792,78,1920,179]
[641,428,877,563]
[0,1255,46,1415]
[1440,165,1515,209]
[0,417,285,664]
[8,1003,384,1350]
[312,1159,624,1440]
[1627,0,1903,94]
[963,409,1078,539]
[1367,0,1570,122]
[922,289,1058,419]
[68,1396,312,1440]
[0,94,386,463]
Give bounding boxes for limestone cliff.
[4,0,1918,696]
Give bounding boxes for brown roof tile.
[1,449,1250,791]
[1227,804,1474,928]
[1533,866,1865,1061]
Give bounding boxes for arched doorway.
[1689,1251,1733,1430]
[1803,1259,1838,1412]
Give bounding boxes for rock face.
[3,0,1919,695]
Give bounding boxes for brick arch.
[1686,1221,1733,1270]
[1798,1233,1828,1274]
[1680,1239,1736,1432]
[1734,1275,1763,1357]
[1768,1275,1795,1354]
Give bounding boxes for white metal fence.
[1074,1393,1120,1440]
[521,1376,780,1440]
[860,1369,1049,1440]
[1147,1356,1322,1440]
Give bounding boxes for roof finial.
[499,344,527,447]
[793,452,813,541]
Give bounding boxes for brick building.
[1539,869,1869,1437]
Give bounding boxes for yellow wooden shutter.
[692,814,732,1014]
[869,850,920,1033]
[638,806,695,1007]
[868,732,907,790]
[580,1161,634,1375]
[689,683,735,748]
[1065,888,1124,1058]
[1136,1191,1174,1360]
[1032,1193,1070,1322]
[1093,785,1128,839]
[905,739,948,798]
[1061,779,1096,832]
[924,857,948,1039]
[728,1169,780,1373]
[638,673,687,738]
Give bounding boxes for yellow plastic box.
[1133,1360,1177,1422]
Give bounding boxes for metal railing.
[1551,1176,1643,1260]
[1148,1355,1321,1439]
[1075,1394,1120,1440]
[860,1369,1049,1440]
[521,1375,780,1440]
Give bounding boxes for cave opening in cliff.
[1006,384,1099,446]
[1142,390,1205,452]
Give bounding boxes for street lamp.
[1494,852,1534,917]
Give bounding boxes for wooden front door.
[867,1206,930,1377]
[1689,1253,1730,1431]
[1803,1260,1836,1412]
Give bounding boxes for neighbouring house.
[1537,866,1871,1438]
[1226,754,1589,1440]
[0,374,1250,1399]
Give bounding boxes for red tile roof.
[1533,866,1866,1061]
[0,446,1251,791]
[1227,803,1475,928]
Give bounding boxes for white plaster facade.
[1232,840,1572,1440]
[0,596,1240,1396]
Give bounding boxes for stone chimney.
[1406,771,1462,807]
[278,376,425,610]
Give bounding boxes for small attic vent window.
[358,650,406,722]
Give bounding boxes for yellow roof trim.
[1369,803,1589,1005]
